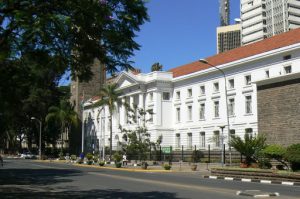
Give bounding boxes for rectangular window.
[230,129,236,138]
[214,131,220,148]
[163,92,170,100]
[228,98,235,116]
[228,79,234,89]
[245,128,253,137]
[214,101,219,118]
[188,88,192,97]
[187,133,192,149]
[265,70,269,78]
[149,92,153,101]
[245,95,252,114]
[283,55,291,60]
[284,66,292,74]
[200,132,205,148]
[188,106,193,121]
[200,85,205,95]
[199,103,205,119]
[245,75,251,85]
[176,91,180,99]
[176,107,181,122]
[213,82,219,92]
[176,133,181,148]
[148,109,153,123]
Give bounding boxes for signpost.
[161,147,171,154]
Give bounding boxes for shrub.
[263,144,287,169]
[59,152,65,160]
[191,150,203,163]
[284,144,300,171]
[86,153,93,161]
[70,155,77,161]
[115,162,122,168]
[113,152,122,163]
[163,163,171,170]
[99,161,105,166]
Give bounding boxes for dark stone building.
[257,73,300,146]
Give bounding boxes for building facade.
[217,24,241,53]
[241,0,300,45]
[83,29,300,154]
[220,0,230,26]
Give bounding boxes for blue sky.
[133,0,241,73]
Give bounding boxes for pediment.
[115,72,140,89]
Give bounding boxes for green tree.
[0,0,149,80]
[93,83,122,159]
[230,133,266,166]
[46,100,78,152]
[151,62,163,72]
[263,144,288,169]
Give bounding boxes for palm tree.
[230,133,266,166]
[151,62,163,72]
[94,83,122,159]
[46,100,78,152]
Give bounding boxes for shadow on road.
[0,168,82,185]
[0,188,183,199]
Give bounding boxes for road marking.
[209,176,218,179]
[260,180,272,184]
[88,172,236,196]
[282,181,294,186]
[224,177,234,181]
[241,178,251,182]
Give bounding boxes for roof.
[169,28,300,78]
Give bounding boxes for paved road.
[0,159,299,199]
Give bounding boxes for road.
[0,158,299,199]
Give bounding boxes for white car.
[21,152,36,159]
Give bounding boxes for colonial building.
[83,28,300,154]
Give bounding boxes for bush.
[70,155,77,161]
[163,163,171,170]
[263,145,286,159]
[191,150,203,163]
[113,152,122,163]
[99,161,105,166]
[284,144,300,171]
[59,152,65,160]
[115,162,122,168]
[86,153,93,161]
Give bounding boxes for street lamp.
[31,117,42,160]
[219,125,225,167]
[199,59,231,165]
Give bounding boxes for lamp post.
[199,59,231,166]
[31,117,42,160]
[219,125,225,167]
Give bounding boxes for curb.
[203,176,300,187]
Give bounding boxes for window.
[176,133,181,148]
[283,55,291,60]
[188,106,193,121]
[245,95,252,114]
[265,70,269,78]
[163,92,170,100]
[228,79,234,89]
[230,129,235,138]
[149,92,153,101]
[148,109,153,123]
[200,132,205,148]
[187,133,192,149]
[214,131,220,148]
[228,98,235,116]
[176,107,181,122]
[200,85,205,95]
[245,75,251,85]
[245,128,253,137]
[187,88,193,97]
[199,103,205,119]
[214,101,219,118]
[284,66,292,74]
[176,91,180,99]
[213,82,219,92]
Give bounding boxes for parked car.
[21,152,37,159]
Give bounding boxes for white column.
[155,92,162,126]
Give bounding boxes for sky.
[133,0,241,73]
[59,0,241,85]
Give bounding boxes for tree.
[151,62,163,72]
[93,83,122,159]
[230,133,266,166]
[284,144,300,171]
[46,100,78,152]
[120,105,160,162]
[263,144,288,170]
[0,0,149,80]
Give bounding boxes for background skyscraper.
[220,0,230,26]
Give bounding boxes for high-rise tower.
[220,0,230,26]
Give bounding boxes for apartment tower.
[241,0,300,45]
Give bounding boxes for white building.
[241,0,300,45]
[83,28,300,153]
